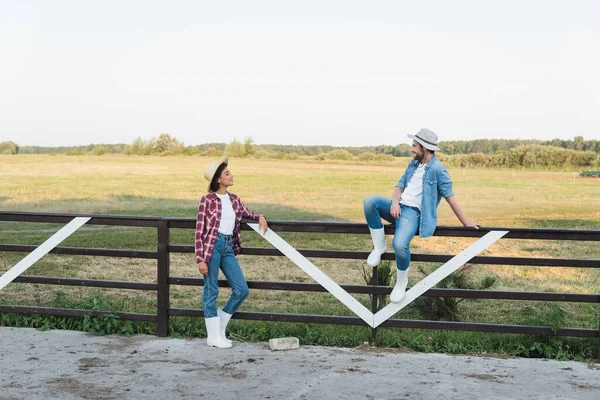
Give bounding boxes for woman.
[195,156,268,349]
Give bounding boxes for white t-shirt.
[216,193,236,235]
[400,163,426,209]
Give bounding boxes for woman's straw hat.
[204,156,228,192]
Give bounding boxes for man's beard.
[413,152,424,161]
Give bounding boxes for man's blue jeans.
[363,195,420,271]
[203,233,249,318]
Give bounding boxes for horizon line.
[6,135,598,149]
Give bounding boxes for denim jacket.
[396,156,454,238]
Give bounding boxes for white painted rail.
[0,217,91,291]
[373,230,508,327]
[248,225,508,328]
[248,224,374,325]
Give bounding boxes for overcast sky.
[1,0,599,147]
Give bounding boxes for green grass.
[1,154,599,360]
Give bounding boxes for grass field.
[1,154,599,359]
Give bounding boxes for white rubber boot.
[367,227,387,267]
[390,268,409,303]
[205,317,232,348]
[218,308,233,345]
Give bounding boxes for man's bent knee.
[363,195,377,209]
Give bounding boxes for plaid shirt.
[195,192,262,264]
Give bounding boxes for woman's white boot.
[366,228,387,267]
[205,317,232,348]
[390,268,409,303]
[218,309,233,345]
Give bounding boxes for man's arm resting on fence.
[445,196,480,229]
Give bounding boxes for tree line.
[6,135,598,157]
[439,136,600,155]
[2,134,599,168]
[439,145,600,169]
[5,134,412,157]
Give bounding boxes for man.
[363,128,479,303]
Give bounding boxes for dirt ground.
[1,327,599,400]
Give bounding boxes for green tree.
[150,133,184,154]
[92,145,109,155]
[224,138,246,157]
[0,141,19,154]
[243,136,255,156]
[125,137,148,155]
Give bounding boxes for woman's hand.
[258,216,269,234]
[198,261,208,276]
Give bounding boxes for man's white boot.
[367,228,387,267]
[205,317,232,348]
[218,308,233,345]
[390,268,409,303]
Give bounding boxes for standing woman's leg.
[220,240,249,314]
[203,237,223,318]
[219,236,249,343]
[203,235,232,348]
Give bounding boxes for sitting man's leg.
[363,195,394,267]
[390,205,420,303]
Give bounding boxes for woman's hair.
[209,162,227,192]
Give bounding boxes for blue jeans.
[203,233,249,318]
[363,195,420,271]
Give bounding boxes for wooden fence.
[1,211,598,359]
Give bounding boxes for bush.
[0,141,19,154]
[224,138,246,157]
[357,152,394,162]
[250,150,293,160]
[252,150,270,159]
[201,147,223,157]
[314,149,354,161]
[92,145,109,155]
[284,153,300,160]
[443,145,598,169]
[181,147,202,156]
[411,264,496,321]
[579,170,600,177]
[224,137,255,158]
[325,149,353,160]
[125,134,184,155]
[362,260,393,311]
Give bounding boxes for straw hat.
[204,156,228,192]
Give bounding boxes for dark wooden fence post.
[156,219,170,337]
[597,304,600,363]
[370,265,378,344]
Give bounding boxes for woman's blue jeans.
[363,195,420,271]
[202,233,249,318]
